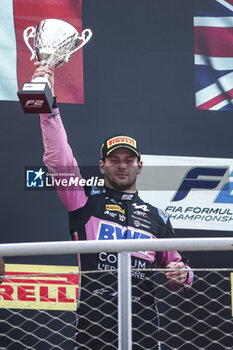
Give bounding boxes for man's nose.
[118,160,127,169]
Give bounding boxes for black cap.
[100,134,140,161]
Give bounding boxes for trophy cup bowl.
[17,19,92,114]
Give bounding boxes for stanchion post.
[118,251,132,350]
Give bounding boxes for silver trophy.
[17,19,92,114]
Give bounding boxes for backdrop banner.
[139,155,233,231]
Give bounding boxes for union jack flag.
[194,0,233,110]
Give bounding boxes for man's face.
[99,148,143,192]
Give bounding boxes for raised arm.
[32,62,88,211]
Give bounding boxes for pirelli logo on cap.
[0,264,79,311]
[106,204,125,214]
[107,136,137,149]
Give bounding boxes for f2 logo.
[215,170,233,203]
[172,167,227,201]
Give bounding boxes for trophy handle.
[64,29,93,62]
[23,26,36,60]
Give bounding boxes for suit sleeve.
[157,219,194,292]
[40,108,88,211]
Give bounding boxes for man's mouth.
[115,173,128,178]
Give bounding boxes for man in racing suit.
[34,62,193,349]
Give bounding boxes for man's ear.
[99,160,105,175]
[137,160,143,175]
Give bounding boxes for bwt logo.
[26,168,45,188]
[98,223,151,240]
[172,167,228,202]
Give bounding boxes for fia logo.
[26,168,45,188]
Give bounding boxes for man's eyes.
[110,158,134,164]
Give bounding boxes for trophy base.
[17,82,54,114]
